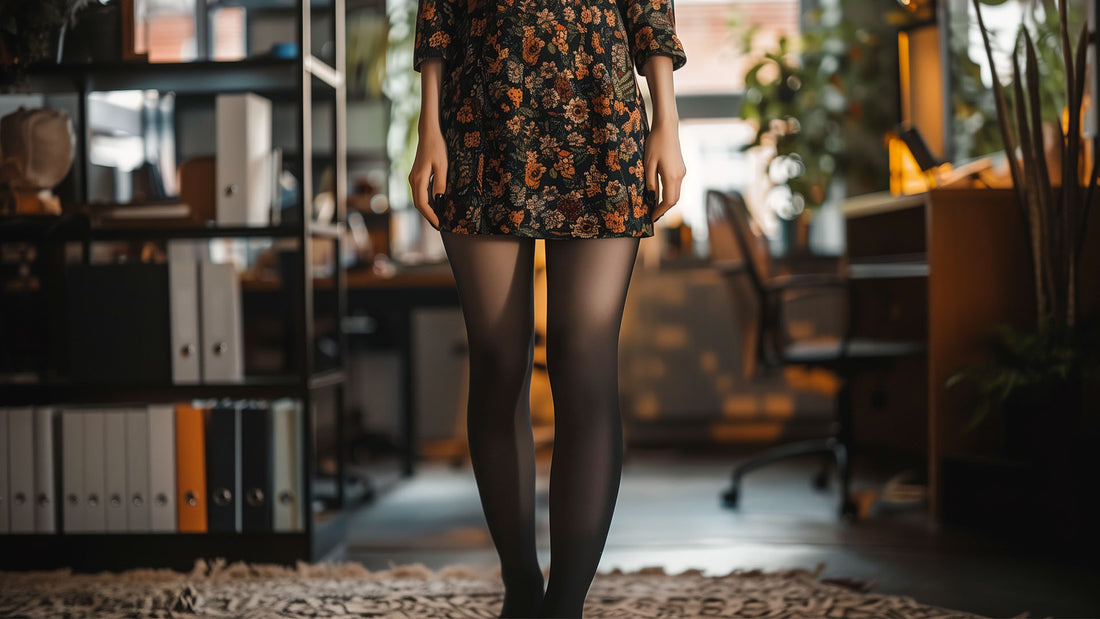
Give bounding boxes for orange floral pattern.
[414,0,686,238]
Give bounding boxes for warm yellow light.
[889,134,937,195]
[898,31,911,124]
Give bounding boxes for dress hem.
[436,224,655,240]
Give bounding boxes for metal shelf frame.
[0,0,357,569]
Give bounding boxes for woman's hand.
[644,119,686,223]
[409,125,447,230]
[409,58,447,230]
[639,55,685,224]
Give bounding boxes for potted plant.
[948,0,1099,548]
[949,0,1087,165]
[733,0,911,252]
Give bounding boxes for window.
[641,0,802,256]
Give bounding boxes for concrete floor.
[338,447,1100,618]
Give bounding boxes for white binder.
[61,410,85,533]
[271,398,303,532]
[125,409,151,532]
[147,404,177,532]
[33,407,56,533]
[168,239,202,384]
[0,409,9,533]
[7,407,35,533]
[82,411,107,532]
[103,410,128,532]
[200,260,244,382]
[216,92,272,225]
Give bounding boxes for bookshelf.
[0,0,369,570]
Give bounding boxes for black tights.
[439,229,642,619]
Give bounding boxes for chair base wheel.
[721,486,739,508]
[812,469,831,490]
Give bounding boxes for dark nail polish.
[434,193,444,203]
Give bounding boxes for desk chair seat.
[782,338,925,365]
[706,189,926,520]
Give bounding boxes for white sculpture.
[0,107,76,215]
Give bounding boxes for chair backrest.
[705,189,772,298]
[705,189,771,377]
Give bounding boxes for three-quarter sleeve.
[413,0,453,72]
[617,0,688,72]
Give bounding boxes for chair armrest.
[763,274,853,360]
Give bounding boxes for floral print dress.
[414,0,687,238]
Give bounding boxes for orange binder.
[175,403,208,533]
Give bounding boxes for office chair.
[705,189,924,519]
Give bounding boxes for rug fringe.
[0,559,865,589]
[0,560,991,618]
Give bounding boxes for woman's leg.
[438,230,544,618]
[538,236,642,618]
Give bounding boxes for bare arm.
[408,0,453,230]
[641,56,686,222]
[408,59,447,230]
[615,0,687,222]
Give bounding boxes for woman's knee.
[543,328,618,392]
[466,326,534,382]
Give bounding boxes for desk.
[842,192,930,460]
[344,263,459,476]
[844,188,1100,523]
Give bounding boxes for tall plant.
[733,0,912,218]
[972,0,1095,332]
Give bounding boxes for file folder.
[33,407,56,533]
[61,410,84,533]
[168,240,202,384]
[216,92,273,225]
[125,408,151,532]
[241,401,273,532]
[148,404,177,532]
[205,400,241,533]
[271,398,303,532]
[7,407,34,533]
[199,260,243,383]
[82,411,107,532]
[104,410,128,532]
[175,403,207,533]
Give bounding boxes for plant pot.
[1001,381,1080,459]
[1000,369,1095,551]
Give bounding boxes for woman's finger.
[409,166,438,230]
[429,162,446,229]
[430,162,447,198]
[409,167,430,215]
[660,163,682,211]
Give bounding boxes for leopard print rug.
[0,558,1005,618]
